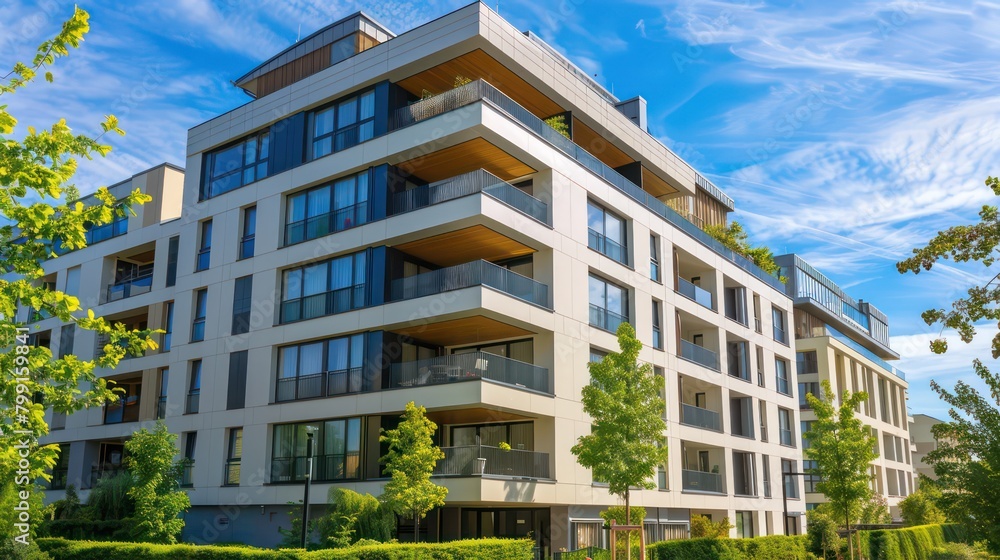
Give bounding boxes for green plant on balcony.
[544,114,570,139]
[498,442,511,452]
[703,221,787,283]
[453,74,473,88]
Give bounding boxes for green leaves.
[123,422,190,544]
[703,221,788,282]
[571,323,668,517]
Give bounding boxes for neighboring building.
[911,413,946,483]
[775,254,913,520]
[31,4,807,551]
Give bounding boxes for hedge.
[647,535,810,560]
[860,524,968,560]
[36,538,534,560]
[38,519,131,541]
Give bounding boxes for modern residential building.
[31,3,807,551]
[910,413,947,483]
[775,254,913,520]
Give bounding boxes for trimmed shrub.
[860,524,968,560]
[647,535,810,560]
[38,519,132,541]
[928,543,989,560]
[36,537,535,560]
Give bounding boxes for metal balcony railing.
[284,201,369,245]
[270,452,361,483]
[224,460,241,486]
[274,367,364,402]
[433,445,550,479]
[390,260,550,309]
[773,325,788,345]
[589,304,628,333]
[680,403,721,432]
[106,272,153,302]
[680,340,720,371]
[587,229,627,264]
[280,284,366,323]
[389,169,549,225]
[186,392,200,414]
[389,79,784,292]
[682,469,724,494]
[677,277,714,310]
[390,351,550,394]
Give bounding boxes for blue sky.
[3,0,999,419]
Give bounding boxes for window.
[103,378,141,424]
[239,206,256,259]
[276,334,365,401]
[803,459,821,493]
[271,417,362,482]
[165,236,179,287]
[196,220,212,271]
[772,306,787,344]
[649,235,660,282]
[84,213,127,245]
[64,266,80,297]
[782,459,799,499]
[652,300,663,349]
[191,289,207,341]
[280,251,367,323]
[162,302,174,351]
[232,276,253,335]
[227,351,248,410]
[728,341,750,381]
[801,421,815,449]
[759,403,768,442]
[225,428,242,485]
[775,358,790,395]
[724,287,748,325]
[181,432,197,486]
[588,274,629,332]
[186,360,201,414]
[735,511,754,538]
[796,351,818,374]
[201,129,269,199]
[58,325,75,359]
[778,408,794,446]
[731,398,754,438]
[157,368,168,420]
[589,348,607,363]
[799,382,820,409]
[762,455,772,498]
[309,89,375,159]
[587,200,627,264]
[285,170,370,244]
[733,452,757,496]
[573,521,605,549]
[657,466,668,490]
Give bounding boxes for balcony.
[680,403,721,432]
[390,260,550,309]
[270,452,361,483]
[390,351,549,394]
[682,469,724,494]
[589,305,628,333]
[389,78,785,292]
[677,277,714,310]
[274,367,363,402]
[588,229,627,265]
[106,271,153,302]
[680,340,720,371]
[389,168,549,225]
[433,445,550,479]
[280,284,366,323]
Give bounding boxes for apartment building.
[910,414,946,484]
[32,4,807,551]
[775,254,913,519]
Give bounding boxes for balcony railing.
[390,260,550,309]
[106,272,153,302]
[680,403,721,432]
[274,367,364,402]
[773,325,788,345]
[680,340,720,371]
[280,284,366,323]
[677,277,714,310]
[433,445,550,479]
[588,229,627,264]
[754,317,762,333]
[284,201,369,245]
[589,305,628,333]
[156,396,167,419]
[682,469,724,494]
[186,392,200,414]
[389,169,549,225]
[180,462,194,487]
[270,452,361,483]
[390,351,550,394]
[389,79,785,293]
[224,460,241,486]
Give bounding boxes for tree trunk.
[846,513,853,560]
[625,489,631,560]
[414,510,419,544]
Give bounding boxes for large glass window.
[162,302,174,352]
[280,251,367,323]
[196,220,212,271]
[587,200,627,264]
[187,360,202,414]
[270,417,362,482]
[652,300,663,349]
[225,428,242,485]
[649,235,660,282]
[240,206,256,259]
[191,289,207,342]
[782,459,799,499]
[201,129,270,199]
[803,459,821,493]
[778,408,794,446]
[275,333,365,401]
[232,276,253,335]
[157,368,168,420]
[310,90,376,159]
[775,358,790,395]
[84,213,128,245]
[588,274,629,332]
[285,170,370,244]
[799,382,820,409]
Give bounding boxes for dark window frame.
[308,88,376,161]
[201,129,270,200]
[239,206,256,260]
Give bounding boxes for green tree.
[123,422,190,543]
[317,488,395,548]
[804,380,877,560]
[379,401,447,543]
[689,514,733,538]
[899,479,947,526]
[571,323,667,529]
[806,508,842,560]
[0,7,154,543]
[703,221,786,282]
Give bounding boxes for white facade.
[33,4,806,551]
